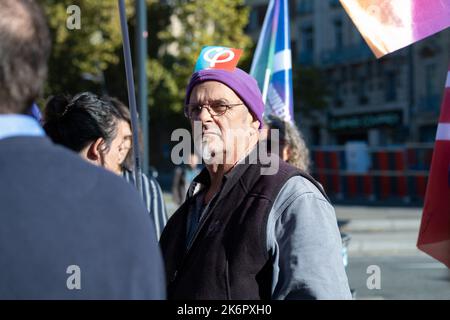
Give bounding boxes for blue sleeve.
[267,176,352,300]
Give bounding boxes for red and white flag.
[417,66,450,268]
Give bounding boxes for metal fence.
[310,143,434,205]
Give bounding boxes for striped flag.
[340,0,450,58]
[250,0,294,122]
[417,66,450,268]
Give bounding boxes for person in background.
[265,116,354,296]
[172,152,202,206]
[43,92,132,175]
[43,93,167,238]
[108,97,168,238]
[0,0,165,299]
[265,114,311,173]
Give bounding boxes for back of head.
[265,114,311,173]
[0,0,51,114]
[106,97,131,123]
[43,92,121,153]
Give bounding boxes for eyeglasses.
[184,102,244,119]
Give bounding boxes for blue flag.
[250,0,294,122]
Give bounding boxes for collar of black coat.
[188,142,269,200]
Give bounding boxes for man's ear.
[252,118,260,131]
[86,137,104,162]
[248,112,260,131]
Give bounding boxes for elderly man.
[160,66,351,300]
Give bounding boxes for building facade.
[246,0,450,147]
[246,0,449,204]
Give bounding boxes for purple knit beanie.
[185,68,265,128]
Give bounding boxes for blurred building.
[246,0,450,204]
[246,0,450,147]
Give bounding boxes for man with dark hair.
[108,97,168,238]
[0,0,165,299]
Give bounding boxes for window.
[334,19,343,49]
[350,65,358,81]
[385,71,397,102]
[366,62,373,78]
[425,64,438,99]
[358,79,369,105]
[419,63,441,111]
[340,66,348,82]
[301,25,314,52]
[329,0,341,8]
[333,82,343,107]
[311,125,321,145]
[297,0,313,14]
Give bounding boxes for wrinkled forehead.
[188,81,242,104]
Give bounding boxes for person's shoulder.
[144,173,163,189]
[47,141,136,193]
[127,170,163,191]
[279,175,329,204]
[1,136,143,208]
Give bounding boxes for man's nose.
[197,106,213,122]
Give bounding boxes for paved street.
[164,194,449,299]
[336,205,449,299]
[335,206,422,257]
[347,254,450,300]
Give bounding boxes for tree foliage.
[154,0,252,113]
[40,0,134,95]
[40,0,250,112]
[39,0,251,166]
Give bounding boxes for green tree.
[156,0,252,113]
[145,0,252,166]
[40,0,134,96]
[39,0,251,168]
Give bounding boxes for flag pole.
[136,0,149,176]
[118,0,143,194]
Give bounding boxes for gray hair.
[265,114,311,173]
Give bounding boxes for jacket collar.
[187,144,260,201]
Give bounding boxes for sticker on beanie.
[194,46,242,72]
